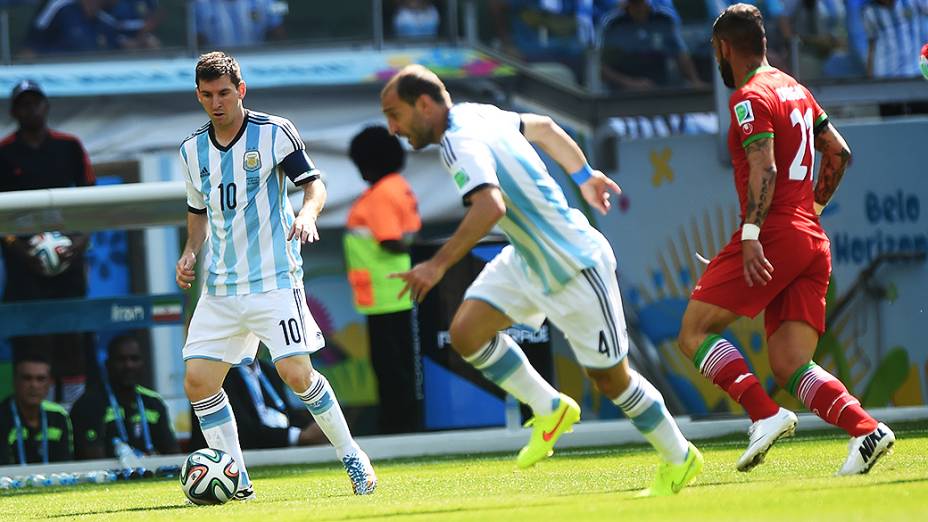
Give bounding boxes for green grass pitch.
[2,421,926,521]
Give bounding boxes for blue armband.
[570,163,594,185]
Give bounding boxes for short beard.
[719,57,736,89]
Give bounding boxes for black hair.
[14,354,51,374]
[712,3,766,56]
[349,125,406,182]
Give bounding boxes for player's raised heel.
[343,450,377,495]
[736,407,797,472]
[516,393,581,469]
[836,422,895,476]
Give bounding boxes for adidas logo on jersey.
[200,167,210,178]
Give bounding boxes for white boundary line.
[3,406,925,477]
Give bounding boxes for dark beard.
[718,57,736,89]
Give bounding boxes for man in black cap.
[0,79,96,407]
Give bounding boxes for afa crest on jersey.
[243,150,262,171]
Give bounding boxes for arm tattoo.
[814,132,851,207]
[744,138,777,227]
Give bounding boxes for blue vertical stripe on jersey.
[503,141,597,268]
[501,203,568,288]
[267,126,290,289]
[499,216,549,289]
[219,148,238,294]
[243,122,264,293]
[197,132,220,294]
[494,158,577,287]
[284,172,301,284]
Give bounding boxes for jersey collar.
[208,109,249,152]
[739,65,776,88]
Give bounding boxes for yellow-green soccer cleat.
[516,393,581,468]
[638,442,704,497]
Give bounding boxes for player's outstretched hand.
[742,240,774,287]
[176,251,196,290]
[289,214,320,244]
[580,171,622,215]
[389,259,446,303]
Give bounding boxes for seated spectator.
[490,0,591,84]
[0,356,73,465]
[194,0,287,48]
[784,0,849,78]
[71,335,179,459]
[23,0,121,56]
[104,0,162,49]
[600,0,705,90]
[188,358,325,450]
[393,0,440,39]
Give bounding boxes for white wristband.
[814,202,825,216]
[741,223,761,241]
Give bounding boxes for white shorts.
[183,288,324,366]
[464,244,629,369]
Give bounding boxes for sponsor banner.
[0,294,185,336]
[0,47,514,98]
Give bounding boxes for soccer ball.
[921,44,928,80]
[28,232,72,277]
[179,448,240,505]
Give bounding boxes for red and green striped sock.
[693,334,780,422]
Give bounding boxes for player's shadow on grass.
[47,504,190,518]
[312,502,562,521]
[789,476,928,492]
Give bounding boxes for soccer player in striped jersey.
[176,51,375,499]
[381,65,703,497]
[677,4,894,476]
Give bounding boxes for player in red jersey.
[676,4,894,476]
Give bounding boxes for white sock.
[614,370,689,464]
[298,372,358,459]
[463,333,560,416]
[192,389,251,487]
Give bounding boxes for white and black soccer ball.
[180,448,240,505]
[28,232,72,277]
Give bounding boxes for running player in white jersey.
[381,65,702,496]
[176,51,376,499]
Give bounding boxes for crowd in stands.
[491,0,927,87]
[10,1,927,88]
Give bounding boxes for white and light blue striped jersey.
[180,110,319,296]
[862,0,928,78]
[440,103,602,294]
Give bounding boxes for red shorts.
[691,227,831,338]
